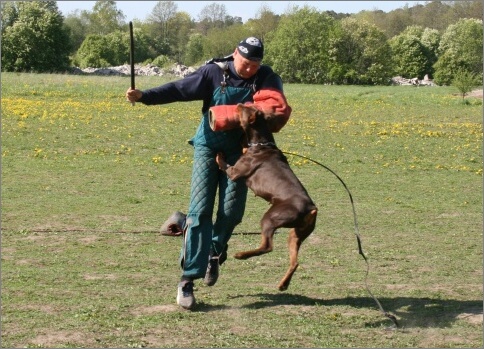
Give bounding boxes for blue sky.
[57,1,421,22]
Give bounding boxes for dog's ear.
[238,104,251,127]
[236,103,245,114]
[238,103,258,126]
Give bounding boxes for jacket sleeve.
[209,69,292,132]
[250,88,292,133]
[138,66,212,105]
[208,105,240,131]
[209,88,292,132]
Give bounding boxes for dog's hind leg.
[234,207,279,260]
[233,227,275,259]
[278,209,317,291]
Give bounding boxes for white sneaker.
[176,280,195,310]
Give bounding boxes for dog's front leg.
[216,152,251,181]
[215,152,229,171]
[216,152,241,181]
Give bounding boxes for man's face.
[233,49,261,79]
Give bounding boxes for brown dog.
[216,103,318,291]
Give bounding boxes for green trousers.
[180,85,253,279]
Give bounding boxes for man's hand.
[126,88,142,103]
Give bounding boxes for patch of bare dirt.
[18,304,58,315]
[457,311,483,325]
[453,89,483,98]
[130,304,178,315]
[78,235,101,244]
[83,273,117,280]
[29,331,96,348]
[467,89,483,98]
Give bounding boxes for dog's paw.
[216,153,230,171]
[215,152,225,167]
[278,283,289,291]
[234,252,248,260]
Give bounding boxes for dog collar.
[248,142,276,147]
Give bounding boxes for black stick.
[129,21,135,105]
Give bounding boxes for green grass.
[1,72,482,348]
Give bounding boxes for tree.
[452,70,479,101]
[184,33,205,66]
[1,1,70,72]
[353,10,393,38]
[104,30,129,66]
[420,27,440,76]
[74,34,111,68]
[197,3,228,35]
[354,1,479,39]
[329,17,393,85]
[88,0,125,35]
[124,21,158,64]
[145,2,193,60]
[169,12,194,63]
[244,4,280,43]
[265,6,335,84]
[450,0,483,21]
[62,1,125,54]
[390,34,428,79]
[147,0,178,54]
[413,1,453,31]
[389,25,438,79]
[63,10,90,54]
[203,24,251,59]
[433,18,483,85]
[382,6,412,38]
[74,26,154,68]
[223,15,242,27]
[0,2,19,34]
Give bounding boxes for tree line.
[1,0,482,86]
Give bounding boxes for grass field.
[1,72,482,348]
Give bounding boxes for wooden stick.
[129,21,135,106]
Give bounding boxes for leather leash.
[282,151,399,328]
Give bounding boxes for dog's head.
[235,103,286,134]
[236,103,276,147]
[236,103,265,131]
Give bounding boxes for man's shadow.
[221,293,482,329]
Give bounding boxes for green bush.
[452,70,480,100]
[1,2,70,72]
[151,54,174,68]
[76,34,111,68]
[433,18,483,85]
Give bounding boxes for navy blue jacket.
[138,61,283,114]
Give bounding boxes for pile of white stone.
[391,74,436,86]
[71,65,439,87]
[70,63,197,78]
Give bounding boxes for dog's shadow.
[226,292,482,329]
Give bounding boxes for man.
[126,37,291,310]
